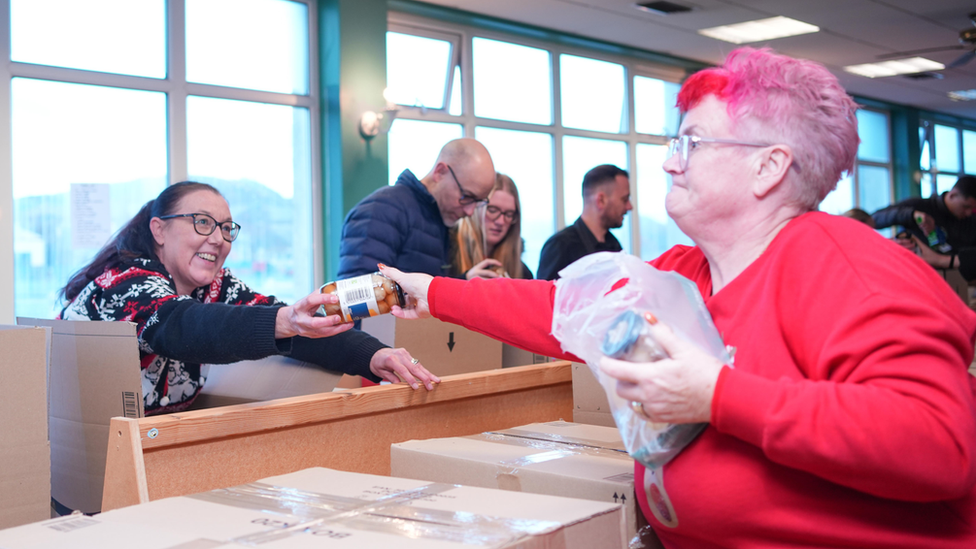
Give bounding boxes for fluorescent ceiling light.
[698,16,819,44]
[948,89,976,101]
[843,57,945,78]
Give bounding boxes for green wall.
[319,0,390,280]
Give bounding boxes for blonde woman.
[452,173,533,280]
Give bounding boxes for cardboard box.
[502,343,551,368]
[0,467,625,549]
[572,362,615,427]
[391,420,641,541]
[16,318,143,516]
[0,325,52,529]
[192,355,343,409]
[361,315,503,377]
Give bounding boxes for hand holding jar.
[377,264,433,320]
[318,272,407,323]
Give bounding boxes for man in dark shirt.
[872,175,976,279]
[536,164,632,280]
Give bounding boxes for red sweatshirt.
[428,212,976,548]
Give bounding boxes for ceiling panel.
[411,0,976,119]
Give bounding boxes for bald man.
[338,138,496,278]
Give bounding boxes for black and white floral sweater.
[61,258,384,415]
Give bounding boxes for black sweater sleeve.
[142,299,384,381]
[871,202,921,229]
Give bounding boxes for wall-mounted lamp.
[359,88,399,140]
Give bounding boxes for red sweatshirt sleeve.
[428,276,582,361]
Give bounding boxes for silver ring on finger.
[411,358,420,364]
[630,400,651,421]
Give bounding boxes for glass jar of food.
[600,309,707,468]
[318,272,406,323]
[601,309,668,364]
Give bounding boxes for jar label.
[336,274,380,322]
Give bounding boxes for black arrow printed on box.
[447,332,455,352]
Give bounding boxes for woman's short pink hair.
[677,47,860,209]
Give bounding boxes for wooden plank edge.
[129,361,572,450]
[101,417,149,512]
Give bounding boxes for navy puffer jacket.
[337,170,451,279]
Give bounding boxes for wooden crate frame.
[102,361,574,512]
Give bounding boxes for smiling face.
[150,190,233,295]
[662,95,757,236]
[484,190,517,249]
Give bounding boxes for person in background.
[337,138,495,279]
[872,175,976,278]
[536,164,632,280]
[60,182,438,415]
[843,207,876,228]
[452,173,533,280]
[381,47,976,548]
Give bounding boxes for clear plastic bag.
[551,252,731,468]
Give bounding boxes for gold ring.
[411,358,420,364]
[630,400,651,421]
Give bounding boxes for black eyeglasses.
[447,165,489,206]
[483,205,519,223]
[158,213,241,242]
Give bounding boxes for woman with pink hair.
[382,48,976,547]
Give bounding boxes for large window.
[920,120,976,197]
[5,0,317,318]
[819,108,893,216]
[386,15,685,273]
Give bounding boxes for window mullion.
[461,30,475,136]
[168,0,188,184]
[307,0,323,287]
[551,49,565,230]
[0,0,13,324]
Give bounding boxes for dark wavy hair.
[60,181,223,303]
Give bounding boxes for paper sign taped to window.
[71,183,112,249]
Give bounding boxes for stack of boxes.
[1,317,645,549]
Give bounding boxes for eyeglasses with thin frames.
[483,205,519,223]
[667,135,771,172]
[158,213,242,242]
[447,165,489,206]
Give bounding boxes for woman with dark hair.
[61,181,438,415]
[452,173,533,280]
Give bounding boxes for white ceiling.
[416,0,976,120]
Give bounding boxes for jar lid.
[601,310,643,359]
[392,281,406,307]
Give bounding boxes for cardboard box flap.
[0,324,51,529]
[390,421,640,542]
[17,317,143,515]
[492,421,629,452]
[91,467,624,549]
[20,317,138,338]
[18,317,142,423]
[257,467,619,525]
[0,326,50,445]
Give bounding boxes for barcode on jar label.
[343,286,371,304]
[335,275,380,322]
